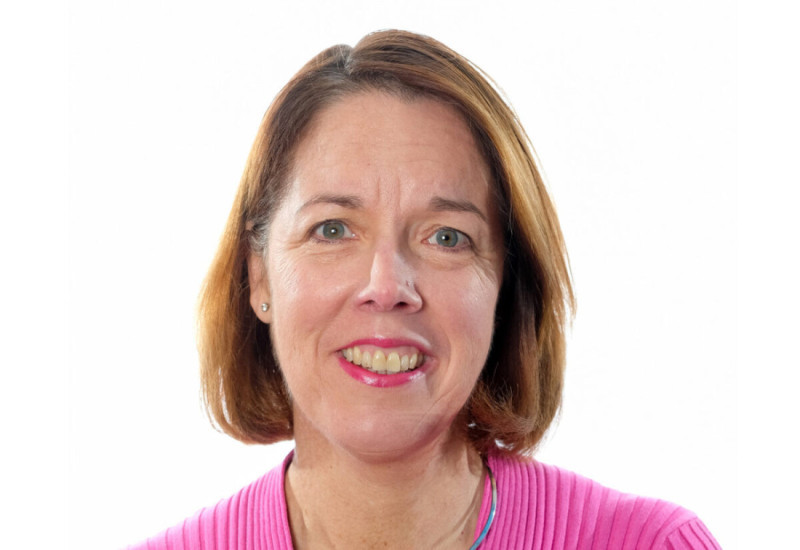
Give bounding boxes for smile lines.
[341,346,424,375]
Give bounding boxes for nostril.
[357,284,421,313]
[356,248,423,312]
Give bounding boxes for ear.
[248,251,272,324]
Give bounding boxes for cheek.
[267,258,314,366]
[267,256,357,356]
[274,256,358,310]
[437,267,501,359]
[464,262,502,321]
[269,254,302,303]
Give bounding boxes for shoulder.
[124,456,293,550]
[485,453,720,549]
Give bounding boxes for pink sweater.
[128,452,720,549]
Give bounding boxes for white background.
[4,1,797,549]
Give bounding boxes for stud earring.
[261,303,270,312]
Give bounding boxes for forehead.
[286,91,493,206]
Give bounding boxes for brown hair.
[198,30,574,456]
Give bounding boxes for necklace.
[468,463,497,549]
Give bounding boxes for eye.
[313,220,354,241]
[428,227,470,249]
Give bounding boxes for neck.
[285,424,486,549]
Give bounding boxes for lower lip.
[337,356,428,388]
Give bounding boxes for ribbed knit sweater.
[128,452,720,549]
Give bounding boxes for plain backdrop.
[9,1,798,549]
[72,0,738,547]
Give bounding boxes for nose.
[356,243,423,313]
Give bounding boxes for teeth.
[372,350,386,373]
[386,352,400,373]
[342,346,424,374]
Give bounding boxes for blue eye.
[314,220,353,241]
[429,228,469,248]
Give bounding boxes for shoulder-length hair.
[198,29,574,456]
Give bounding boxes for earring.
[261,303,270,312]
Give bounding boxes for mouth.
[340,346,426,375]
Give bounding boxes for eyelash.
[310,219,355,242]
[426,227,473,251]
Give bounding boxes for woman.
[130,30,719,549]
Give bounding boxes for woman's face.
[250,92,504,461]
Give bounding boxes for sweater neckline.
[275,450,498,548]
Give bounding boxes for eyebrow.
[429,196,487,222]
[296,194,363,215]
[295,193,487,222]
